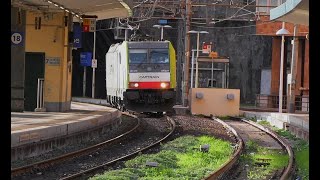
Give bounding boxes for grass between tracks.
[90,135,233,180]
[240,140,289,180]
[257,120,309,180]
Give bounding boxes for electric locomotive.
[105,40,176,112]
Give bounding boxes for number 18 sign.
[11,32,24,46]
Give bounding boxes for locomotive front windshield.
[129,49,169,64]
[129,49,148,64]
[129,48,170,73]
[150,49,169,64]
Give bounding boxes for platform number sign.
[11,32,24,45]
[89,19,96,32]
[82,18,96,32]
[82,19,90,32]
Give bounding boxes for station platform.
[11,101,120,160]
[240,109,309,141]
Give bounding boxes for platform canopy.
[270,0,309,26]
[11,0,133,20]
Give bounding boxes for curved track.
[240,118,295,180]
[12,109,294,180]
[204,117,244,180]
[60,115,176,180]
[205,117,294,180]
[11,112,140,177]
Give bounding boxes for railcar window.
[129,49,148,64]
[150,49,169,64]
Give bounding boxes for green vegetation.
[257,120,309,180]
[241,140,289,180]
[295,144,309,180]
[217,116,230,120]
[240,103,256,108]
[194,114,210,118]
[275,130,309,180]
[90,135,233,180]
[245,116,258,122]
[276,129,297,139]
[257,120,272,127]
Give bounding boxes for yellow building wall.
[169,41,176,88]
[25,11,72,111]
[190,88,240,117]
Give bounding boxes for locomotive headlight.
[130,82,139,88]
[160,82,168,88]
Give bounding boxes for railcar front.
[124,41,176,112]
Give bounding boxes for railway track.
[203,117,244,180]
[11,112,140,177]
[12,110,294,180]
[240,118,295,180]
[60,114,175,180]
[11,113,175,180]
[207,117,294,180]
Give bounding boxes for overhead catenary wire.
[94,21,307,38]
[191,20,275,29]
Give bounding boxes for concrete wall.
[190,88,240,116]
[25,12,72,111]
[241,111,309,141]
[204,25,272,104]
[190,1,272,104]
[11,7,26,112]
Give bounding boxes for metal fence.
[255,94,309,112]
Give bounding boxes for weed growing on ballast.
[257,122,309,179]
[240,140,289,180]
[90,135,233,180]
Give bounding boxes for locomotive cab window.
[129,49,148,64]
[150,49,169,64]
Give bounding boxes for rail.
[205,116,294,180]
[11,113,140,177]
[204,117,244,180]
[241,118,295,180]
[60,115,176,180]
